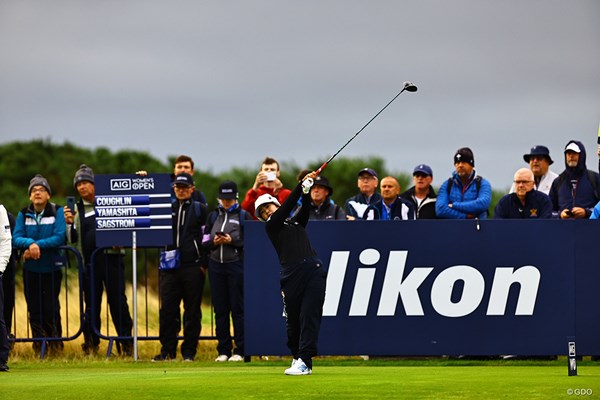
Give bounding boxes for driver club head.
[403,81,418,92]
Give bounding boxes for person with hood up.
[549,140,600,219]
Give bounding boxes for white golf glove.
[302,178,314,194]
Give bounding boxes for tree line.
[0,139,502,216]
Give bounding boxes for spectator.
[495,168,552,219]
[298,176,346,220]
[436,147,492,219]
[509,145,558,195]
[152,173,209,362]
[242,157,291,220]
[549,140,600,219]
[254,171,327,376]
[344,168,382,220]
[399,164,437,219]
[65,164,133,356]
[203,181,251,362]
[1,211,17,345]
[0,204,12,371]
[12,175,66,355]
[137,154,207,205]
[363,176,415,220]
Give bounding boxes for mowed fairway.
[1,360,599,399]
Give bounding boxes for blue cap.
[358,168,377,178]
[413,164,433,177]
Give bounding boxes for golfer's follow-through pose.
[255,171,327,376]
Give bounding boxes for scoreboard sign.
[94,173,173,247]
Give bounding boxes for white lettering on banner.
[96,207,139,217]
[96,197,133,206]
[323,249,541,317]
[97,219,136,229]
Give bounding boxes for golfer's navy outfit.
[265,182,327,370]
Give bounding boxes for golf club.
[315,81,418,175]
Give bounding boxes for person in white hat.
[254,171,326,376]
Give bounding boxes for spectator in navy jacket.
[363,176,415,220]
[495,168,552,219]
[344,168,382,220]
[399,164,437,219]
[549,140,600,219]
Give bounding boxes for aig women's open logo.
[110,178,131,190]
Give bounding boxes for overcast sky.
[1,0,599,190]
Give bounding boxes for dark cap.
[358,168,378,178]
[73,164,95,187]
[218,180,238,200]
[172,173,194,187]
[523,145,553,165]
[413,164,433,177]
[28,174,51,195]
[313,175,333,195]
[454,147,475,166]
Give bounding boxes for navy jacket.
[549,140,600,217]
[363,197,416,220]
[494,190,553,219]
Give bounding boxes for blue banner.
[244,219,600,356]
[94,174,173,247]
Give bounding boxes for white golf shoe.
[215,355,229,362]
[284,358,312,375]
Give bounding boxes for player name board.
[94,174,173,247]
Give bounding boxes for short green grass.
[1,358,598,400]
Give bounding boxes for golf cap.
[413,164,433,177]
[564,142,581,153]
[313,175,333,195]
[172,173,194,187]
[454,147,475,166]
[218,180,238,200]
[523,145,553,165]
[358,168,377,178]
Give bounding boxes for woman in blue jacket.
[12,175,66,354]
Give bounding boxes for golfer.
[254,171,327,376]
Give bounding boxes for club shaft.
[317,87,407,175]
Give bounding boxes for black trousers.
[280,257,327,370]
[83,252,133,351]
[23,269,63,352]
[0,274,9,364]
[158,266,205,359]
[208,259,244,357]
[1,258,15,334]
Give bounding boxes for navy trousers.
[280,257,327,370]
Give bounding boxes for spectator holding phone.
[64,164,133,356]
[242,157,291,220]
[203,181,252,362]
[549,140,600,219]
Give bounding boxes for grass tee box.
[1,360,599,400]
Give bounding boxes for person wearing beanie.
[436,147,492,219]
[549,140,600,219]
[12,174,66,355]
[64,164,133,356]
[202,181,252,362]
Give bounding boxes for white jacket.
[0,205,12,273]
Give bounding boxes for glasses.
[358,176,375,182]
[514,180,533,185]
[30,188,48,194]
